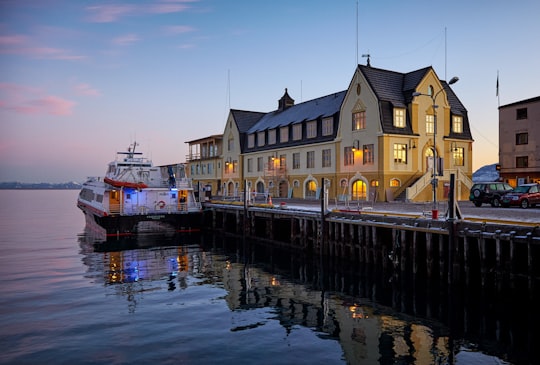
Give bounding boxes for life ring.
[156,200,166,209]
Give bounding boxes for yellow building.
[187,65,473,202]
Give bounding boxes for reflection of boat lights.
[226,261,231,270]
[349,305,368,319]
[271,276,280,286]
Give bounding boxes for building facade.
[498,96,540,186]
[187,65,474,202]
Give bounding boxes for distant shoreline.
[0,182,82,190]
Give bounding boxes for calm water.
[0,190,534,364]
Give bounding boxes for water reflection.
[78,231,536,364]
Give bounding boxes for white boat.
[77,142,202,239]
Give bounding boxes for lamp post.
[412,76,459,218]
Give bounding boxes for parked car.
[501,183,540,208]
[469,182,514,207]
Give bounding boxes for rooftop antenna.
[362,53,371,67]
[356,0,358,65]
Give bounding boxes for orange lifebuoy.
[156,200,166,209]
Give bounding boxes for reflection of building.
[187,64,473,202]
[499,96,540,185]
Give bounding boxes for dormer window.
[257,131,265,147]
[306,120,317,138]
[268,129,276,144]
[452,116,463,133]
[393,108,405,128]
[248,134,255,148]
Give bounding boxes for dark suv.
[469,182,514,207]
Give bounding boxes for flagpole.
[496,70,500,107]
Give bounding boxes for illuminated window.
[426,115,434,135]
[352,111,366,130]
[390,178,401,187]
[453,147,464,166]
[370,180,379,187]
[452,116,463,133]
[393,143,407,164]
[394,108,405,128]
[306,180,317,198]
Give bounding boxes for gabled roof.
[231,110,265,133]
[358,64,472,140]
[248,91,347,133]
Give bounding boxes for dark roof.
[247,91,347,133]
[359,64,472,140]
[499,95,540,109]
[231,110,265,133]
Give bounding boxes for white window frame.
[394,108,405,128]
[306,120,317,138]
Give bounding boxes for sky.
[1,0,539,183]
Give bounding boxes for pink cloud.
[74,83,101,97]
[0,34,85,60]
[86,1,196,22]
[85,4,137,23]
[0,83,76,116]
[111,33,140,46]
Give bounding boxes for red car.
[501,183,540,208]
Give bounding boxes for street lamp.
[412,76,459,217]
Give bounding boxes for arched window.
[352,180,367,200]
[390,178,401,187]
[305,180,317,199]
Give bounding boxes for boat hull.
[79,204,202,240]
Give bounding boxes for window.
[322,149,331,168]
[279,154,286,169]
[228,137,234,151]
[293,124,302,140]
[322,118,333,136]
[516,132,528,145]
[393,143,407,164]
[363,144,374,164]
[257,131,265,147]
[452,116,463,133]
[247,158,253,172]
[453,147,464,166]
[516,156,528,168]
[390,178,401,187]
[280,126,289,143]
[267,156,275,171]
[426,115,434,134]
[307,121,317,138]
[352,111,366,130]
[257,157,263,172]
[428,85,434,96]
[516,108,528,120]
[394,108,405,128]
[248,134,255,148]
[293,152,300,169]
[268,129,276,145]
[306,151,315,169]
[344,146,354,166]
